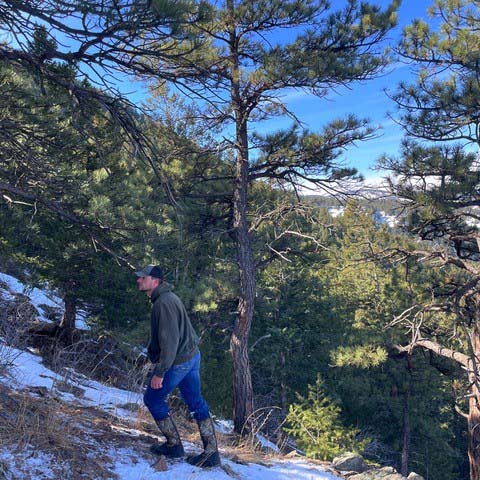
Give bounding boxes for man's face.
[136,275,159,295]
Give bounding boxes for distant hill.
[302,194,403,228]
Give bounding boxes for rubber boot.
[150,415,185,457]
[187,416,221,467]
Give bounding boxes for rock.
[230,455,248,465]
[27,385,51,397]
[153,456,168,471]
[349,466,405,480]
[407,473,425,480]
[332,452,368,473]
[221,464,241,479]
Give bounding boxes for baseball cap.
[135,265,164,279]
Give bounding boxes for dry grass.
[218,405,292,459]
[0,380,298,480]
[0,382,160,479]
[42,334,147,395]
[0,295,35,368]
[0,293,38,339]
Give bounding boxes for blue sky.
[253,1,435,181]
[77,1,434,183]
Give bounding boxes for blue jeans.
[143,351,210,422]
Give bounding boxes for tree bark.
[400,338,470,368]
[468,323,480,480]
[58,279,77,343]
[230,118,255,434]
[228,0,255,434]
[401,357,412,477]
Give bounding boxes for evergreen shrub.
[285,376,369,460]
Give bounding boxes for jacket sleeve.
[152,301,180,377]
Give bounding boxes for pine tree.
[146,0,400,433]
[285,376,369,460]
[0,1,206,245]
[326,204,466,478]
[381,2,480,477]
[250,200,466,477]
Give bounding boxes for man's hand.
[151,374,164,389]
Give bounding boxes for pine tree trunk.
[228,0,255,435]
[230,126,255,434]
[280,351,288,413]
[468,324,480,480]
[401,358,412,477]
[230,219,255,435]
[58,280,77,343]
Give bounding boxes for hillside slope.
[0,272,341,480]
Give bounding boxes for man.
[136,265,220,468]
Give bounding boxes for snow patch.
[0,341,341,479]
[0,343,142,419]
[0,448,69,479]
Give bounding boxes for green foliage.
[197,327,233,418]
[331,345,388,368]
[370,4,480,476]
[28,26,57,60]
[248,200,467,477]
[285,377,369,460]
[334,355,465,479]
[394,1,480,143]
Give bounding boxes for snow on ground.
[0,344,142,418]
[0,342,341,479]
[328,206,345,218]
[327,207,400,228]
[0,448,65,479]
[110,451,339,480]
[0,272,90,329]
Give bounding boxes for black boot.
[187,416,221,467]
[150,415,185,457]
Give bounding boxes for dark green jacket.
[148,282,199,377]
